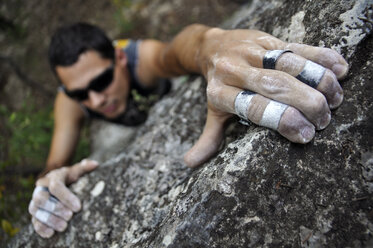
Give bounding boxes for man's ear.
[115,48,128,68]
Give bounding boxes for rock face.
[8,0,373,247]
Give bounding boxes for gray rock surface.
[8,0,373,247]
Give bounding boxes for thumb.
[184,108,230,168]
[67,159,99,184]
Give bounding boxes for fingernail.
[44,228,54,238]
[81,159,87,165]
[332,64,348,78]
[57,221,67,231]
[64,209,73,220]
[301,126,315,143]
[319,112,331,130]
[72,200,81,212]
[330,91,344,109]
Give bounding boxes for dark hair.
[48,22,114,75]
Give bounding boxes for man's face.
[56,50,130,118]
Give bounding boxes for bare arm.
[44,91,85,174]
[30,92,99,239]
[137,24,209,85]
[138,24,348,167]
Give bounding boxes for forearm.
[46,134,78,170]
[43,93,84,175]
[158,24,214,77]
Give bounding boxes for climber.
[29,23,348,238]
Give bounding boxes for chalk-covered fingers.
[285,43,349,79]
[36,159,99,213]
[207,82,316,143]
[30,159,99,238]
[31,217,54,238]
[234,91,315,143]
[29,195,68,232]
[36,167,81,213]
[267,51,343,109]
[254,34,349,79]
[223,62,331,130]
[31,187,73,221]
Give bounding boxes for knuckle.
[206,80,223,101]
[36,177,47,185]
[49,167,67,177]
[33,196,42,206]
[57,167,69,175]
[259,72,288,95]
[33,195,47,207]
[214,59,229,73]
[308,92,328,114]
[48,181,60,195]
[213,58,240,76]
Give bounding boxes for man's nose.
[88,90,105,108]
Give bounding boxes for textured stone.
[8,0,373,247]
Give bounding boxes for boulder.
[8,0,373,247]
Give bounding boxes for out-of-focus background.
[0,0,246,243]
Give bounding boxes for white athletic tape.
[260,100,288,130]
[296,60,326,88]
[263,50,293,69]
[41,197,58,212]
[33,186,48,198]
[234,91,255,120]
[35,209,50,224]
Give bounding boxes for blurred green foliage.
[113,0,136,34]
[0,101,53,169]
[0,97,90,242]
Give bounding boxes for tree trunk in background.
[8,0,373,247]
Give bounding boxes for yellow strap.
[113,39,130,49]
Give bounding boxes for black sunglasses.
[61,65,114,101]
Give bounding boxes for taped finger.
[32,187,73,221]
[41,196,73,221]
[235,91,288,130]
[284,43,349,79]
[262,49,293,70]
[235,90,315,143]
[264,51,343,109]
[295,60,326,88]
[254,33,348,79]
[207,81,315,143]
[32,186,49,198]
[48,181,81,212]
[34,209,67,232]
[35,209,50,223]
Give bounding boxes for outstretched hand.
[184,28,348,167]
[29,159,98,238]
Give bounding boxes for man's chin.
[102,104,125,119]
[102,110,121,119]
